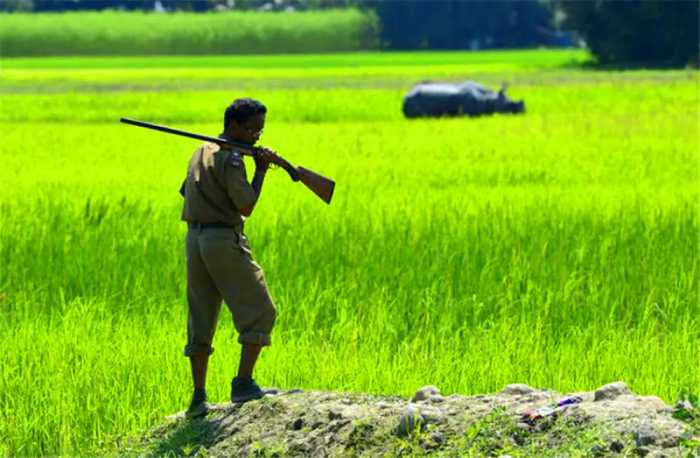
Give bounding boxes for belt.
[188,221,236,230]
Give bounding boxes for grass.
[0,50,698,456]
[0,49,595,94]
[0,10,378,56]
[0,49,584,69]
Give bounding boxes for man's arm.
[238,164,268,217]
[238,147,277,217]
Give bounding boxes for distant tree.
[32,0,152,11]
[0,0,34,11]
[28,0,233,11]
[558,0,699,67]
[26,0,352,12]
[360,0,555,50]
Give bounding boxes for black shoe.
[186,389,210,419]
[231,377,264,403]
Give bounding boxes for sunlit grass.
[0,51,697,456]
[0,10,377,57]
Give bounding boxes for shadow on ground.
[150,405,241,456]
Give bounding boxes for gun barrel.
[120,117,255,153]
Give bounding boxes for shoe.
[186,391,210,419]
[231,377,264,403]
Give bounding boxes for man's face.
[232,113,266,145]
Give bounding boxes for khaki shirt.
[180,142,257,227]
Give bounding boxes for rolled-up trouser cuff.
[183,343,215,357]
[238,331,271,346]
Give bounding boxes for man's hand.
[253,147,279,170]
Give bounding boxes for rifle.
[120,117,335,204]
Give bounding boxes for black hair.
[223,98,267,131]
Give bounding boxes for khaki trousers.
[184,226,276,356]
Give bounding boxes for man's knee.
[183,342,215,357]
[237,303,276,346]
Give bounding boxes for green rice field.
[0,10,378,56]
[0,49,698,456]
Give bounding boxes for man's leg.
[190,353,210,390]
[186,352,210,418]
[237,343,262,379]
[231,343,265,402]
[184,229,222,417]
[198,229,276,401]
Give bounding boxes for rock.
[645,451,674,458]
[396,405,422,437]
[431,432,445,445]
[310,420,324,430]
[326,419,350,433]
[609,440,625,453]
[674,399,694,412]
[290,418,304,430]
[594,381,632,401]
[633,423,657,446]
[412,385,441,402]
[582,399,688,449]
[566,391,594,403]
[636,396,673,414]
[589,443,605,456]
[501,383,536,395]
[418,405,444,423]
[149,381,693,457]
[395,403,445,436]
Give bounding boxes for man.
[180,98,279,418]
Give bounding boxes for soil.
[110,381,699,457]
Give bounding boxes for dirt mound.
[113,381,699,457]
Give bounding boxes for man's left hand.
[253,147,279,170]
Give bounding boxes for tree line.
[2,0,697,67]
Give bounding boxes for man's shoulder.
[196,142,231,163]
[195,141,247,170]
[214,145,246,169]
[227,149,245,168]
[189,142,216,161]
[200,141,221,155]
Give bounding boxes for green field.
[0,10,378,56]
[0,50,698,456]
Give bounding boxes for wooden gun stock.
[120,117,334,204]
[298,167,335,204]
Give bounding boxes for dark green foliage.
[363,0,554,50]
[0,0,560,51]
[559,0,699,67]
[6,0,243,12]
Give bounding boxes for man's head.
[223,98,267,145]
